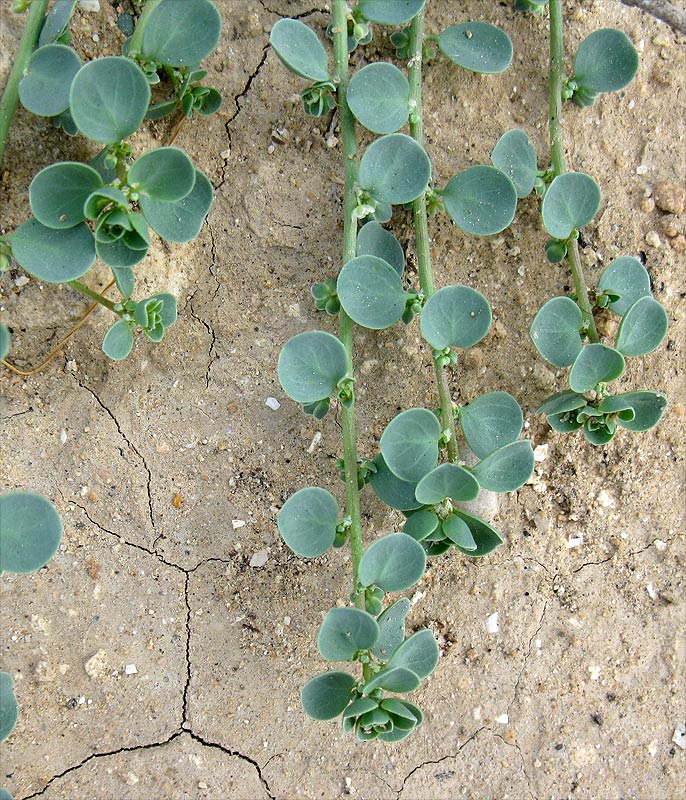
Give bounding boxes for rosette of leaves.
[376,391,534,556]
[10,55,213,360]
[0,491,64,746]
[531,257,668,444]
[298,563,440,740]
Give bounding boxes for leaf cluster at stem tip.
[3,0,223,362]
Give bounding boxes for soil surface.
[1,2,684,799]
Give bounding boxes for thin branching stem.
[408,9,458,462]
[549,0,599,343]
[332,0,364,609]
[0,0,50,166]
[67,280,120,314]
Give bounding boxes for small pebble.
[653,181,685,215]
[636,164,648,175]
[670,234,686,251]
[84,649,109,679]
[265,397,280,411]
[646,583,658,600]
[659,215,681,238]
[79,0,100,11]
[249,549,268,568]
[645,230,661,248]
[534,443,548,462]
[597,489,614,508]
[494,713,509,724]
[640,197,655,213]
[232,519,245,530]
[568,535,584,549]
[60,429,67,444]
[673,722,686,750]
[486,612,499,634]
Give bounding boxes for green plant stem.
[548,0,599,343]
[127,0,164,54]
[0,0,50,167]
[332,0,364,610]
[408,9,458,462]
[68,280,120,314]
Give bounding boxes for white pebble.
[79,0,100,11]
[249,549,268,568]
[410,591,425,606]
[673,722,686,750]
[647,582,658,600]
[636,164,648,175]
[265,397,281,411]
[654,539,668,551]
[485,612,499,634]
[232,519,245,530]
[306,431,322,454]
[567,535,584,548]
[124,664,138,675]
[60,429,67,444]
[534,443,549,462]
[588,665,602,681]
[494,713,509,724]
[596,489,614,508]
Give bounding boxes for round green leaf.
[439,23,513,74]
[96,232,149,269]
[70,57,150,144]
[403,510,439,542]
[380,408,441,484]
[301,671,356,720]
[610,391,668,432]
[337,255,409,330]
[358,533,427,592]
[19,43,81,117]
[443,166,517,236]
[597,256,652,317]
[453,510,503,557]
[420,285,491,350]
[356,221,404,275]
[460,391,524,459]
[541,172,601,239]
[369,454,421,511]
[0,324,10,362]
[102,319,134,361]
[357,0,425,24]
[128,147,195,202]
[574,28,639,93]
[387,629,439,679]
[615,296,668,357]
[317,608,380,661]
[569,343,625,392]
[530,296,583,368]
[472,440,534,492]
[415,463,480,505]
[277,486,339,558]
[491,129,538,198]
[277,331,348,404]
[348,63,410,134]
[373,598,411,662]
[441,515,476,550]
[0,492,63,574]
[140,168,213,243]
[140,0,221,67]
[361,667,421,696]
[358,134,431,206]
[29,162,103,230]
[270,18,330,82]
[0,672,18,744]
[12,218,95,282]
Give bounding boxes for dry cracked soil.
[1,1,684,799]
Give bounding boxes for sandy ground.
[1,1,684,798]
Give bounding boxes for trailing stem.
[408,9,458,462]
[549,0,599,342]
[0,0,50,166]
[332,0,364,609]
[67,280,120,315]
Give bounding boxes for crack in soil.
[19,729,274,800]
[258,2,329,20]
[493,731,536,800]
[187,288,218,390]
[216,47,269,190]
[75,379,155,536]
[396,726,486,798]
[0,407,33,421]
